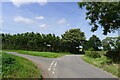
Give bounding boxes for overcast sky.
[1,2,118,40]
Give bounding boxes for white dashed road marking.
[52,62,57,74]
[48,60,55,71]
[48,60,57,75]
[52,71,55,74]
[54,62,57,66]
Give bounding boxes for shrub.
[85,51,91,56]
[79,51,85,54]
[105,50,120,62]
[2,55,16,65]
[85,51,101,58]
[2,52,41,78]
[91,51,101,58]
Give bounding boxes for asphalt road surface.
[1,51,118,79]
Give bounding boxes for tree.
[1,32,63,52]
[102,37,120,51]
[88,35,102,51]
[102,38,111,51]
[78,2,120,35]
[83,40,91,51]
[61,29,86,53]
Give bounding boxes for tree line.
[1,29,120,54]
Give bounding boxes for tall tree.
[78,2,120,35]
[2,32,62,52]
[88,35,102,51]
[61,29,86,53]
[83,40,91,51]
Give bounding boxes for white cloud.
[14,16,34,24]
[10,0,47,7]
[57,18,67,24]
[35,16,45,20]
[38,2,47,6]
[67,24,70,26]
[38,24,47,29]
[11,2,29,7]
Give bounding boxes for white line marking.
[52,62,57,74]
[48,60,55,71]
[52,71,55,74]
[53,67,56,74]
[54,62,57,67]
[51,60,55,65]
[48,68,51,71]
[48,61,57,75]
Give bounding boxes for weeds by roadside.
[1,52,41,78]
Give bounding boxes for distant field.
[1,52,41,78]
[1,50,72,58]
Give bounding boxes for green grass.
[2,49,71,58]
[1,52,41,78]
[81,55,120,78]
[18,51,63,58]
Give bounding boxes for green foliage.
[83,35,102,51]
[2,31,119,54]
[85,51,102,58]
[78,2,120,35]
[83,36,119,51]
[85,51,91,56]
[79,51,85,54]
[82,55,111,67]
[18,51,63,58]
[102,37,120,51]
[90,52,101,58]
[105,50,120,62]
[2,32,62,52]
[2,55,16,65]
[61,29,86,53]
[2,52,41,78]
[81,55,119,78]
[2,30,86,54]
[103,64,120,78]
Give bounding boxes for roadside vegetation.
[1,2,120,78]
[2,32,120,54]
[2,50,72,58]
[1,52,41,78]
[78,3,120,77]
[2,29,86,54]
[81,51,120,78]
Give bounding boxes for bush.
[85,51,91,56]
[85,51,101,58]
[91,51,101,58]
[2,55,16,65]
[105,50,120,62]
[2,52,41,78]
[80,51,85,54]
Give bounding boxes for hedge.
[85,51,106,58]
[105,49,120,63]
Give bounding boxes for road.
[1,51,118,79]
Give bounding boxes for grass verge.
[2,49,71,58]
[81,55,120,78]
[18,51,63,58]
[1,52,41,78]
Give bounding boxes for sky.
[1,1,118,40]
